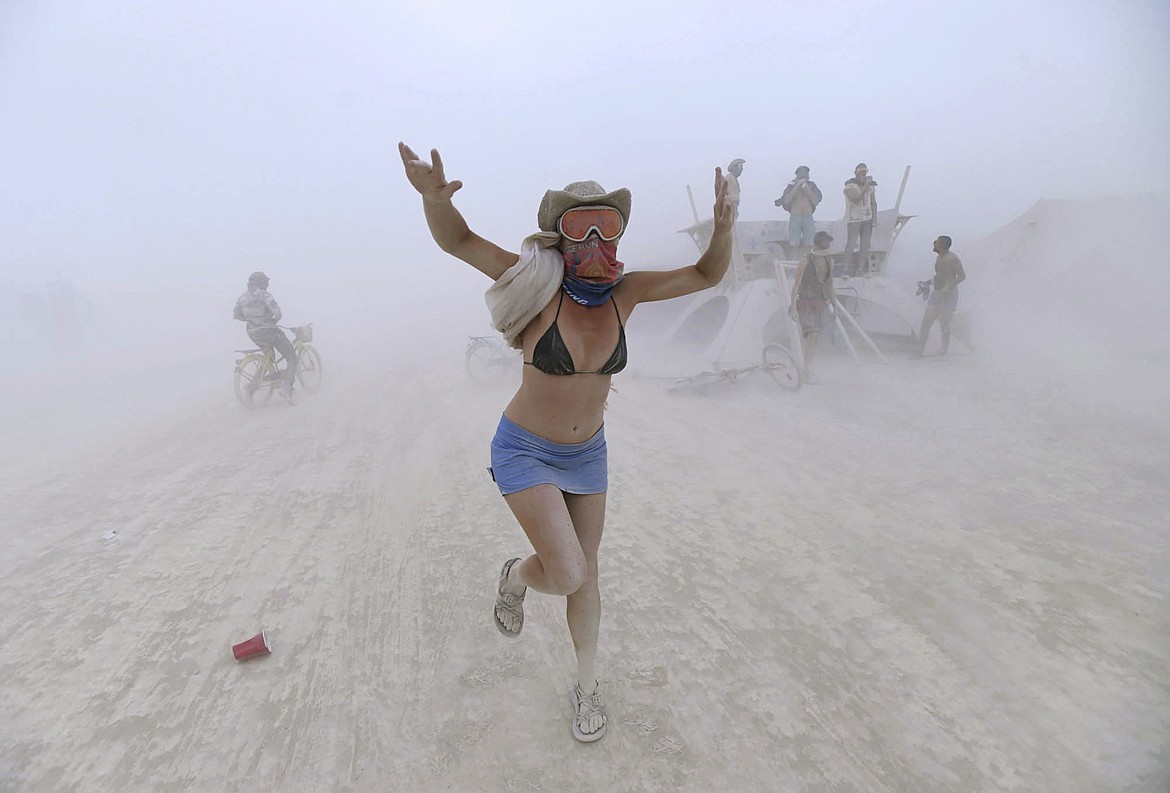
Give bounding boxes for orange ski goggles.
[556,205,625,242]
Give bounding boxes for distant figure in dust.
[842,163,878,276]
[726,158,745,220]
[776,165,822,261]
[233,271,297,404]
[914,235,966,357]
[398,141,733,742]
[789,230,837,384]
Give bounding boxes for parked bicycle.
[669,343,801,394]
[234,324,322,408]
[464,335,520,383]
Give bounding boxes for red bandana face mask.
[561,237,624,306]
[561,237,624,283]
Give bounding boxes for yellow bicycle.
[233,324,323,409]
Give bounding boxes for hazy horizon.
[2,0,1169,400]
[2,1,1168,292]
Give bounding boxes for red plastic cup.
[232,630,272,661]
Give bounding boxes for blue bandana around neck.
[562,274,621,306]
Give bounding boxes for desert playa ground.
[1,347,1168,792]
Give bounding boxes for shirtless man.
[914,235,966,357]
[776,166,822,261]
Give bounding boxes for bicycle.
[233,324,323,409]
[465,335,520,383]
[668,343,801,394]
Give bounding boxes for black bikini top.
[525,290,627,376]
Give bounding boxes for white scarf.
[485,232,562,349]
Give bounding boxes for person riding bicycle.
[233,271,297,404]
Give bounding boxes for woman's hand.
[398,142,463,203]
[712,167,734,235]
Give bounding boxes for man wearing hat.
[843,163,878,276]
[726,158,745,220]
[398,141,734,743]
[788,230,837,383]
[776,166,822,261]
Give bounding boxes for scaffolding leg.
[832,297,888,363]
[833,308,860,362]
[789,311,806,370]
[773,259,805,369]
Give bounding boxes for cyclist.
[233,271,297,404]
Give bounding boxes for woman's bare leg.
[563,492,605,687]
[496,484,586,633]
[497,485,608,737]
[561,491,608,739]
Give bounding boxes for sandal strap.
[574,685,606,721]
[497,590,524,606]
[497,559,527,603]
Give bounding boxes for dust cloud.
[2,2,1168,791]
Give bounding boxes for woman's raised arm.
[399,142,519,281]
[621,167,734,305]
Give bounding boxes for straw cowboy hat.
[537,180,632,234]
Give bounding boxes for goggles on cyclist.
[556,205,625,243]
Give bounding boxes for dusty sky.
[1,0,1168,295]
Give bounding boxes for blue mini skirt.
[488,414,608,496]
